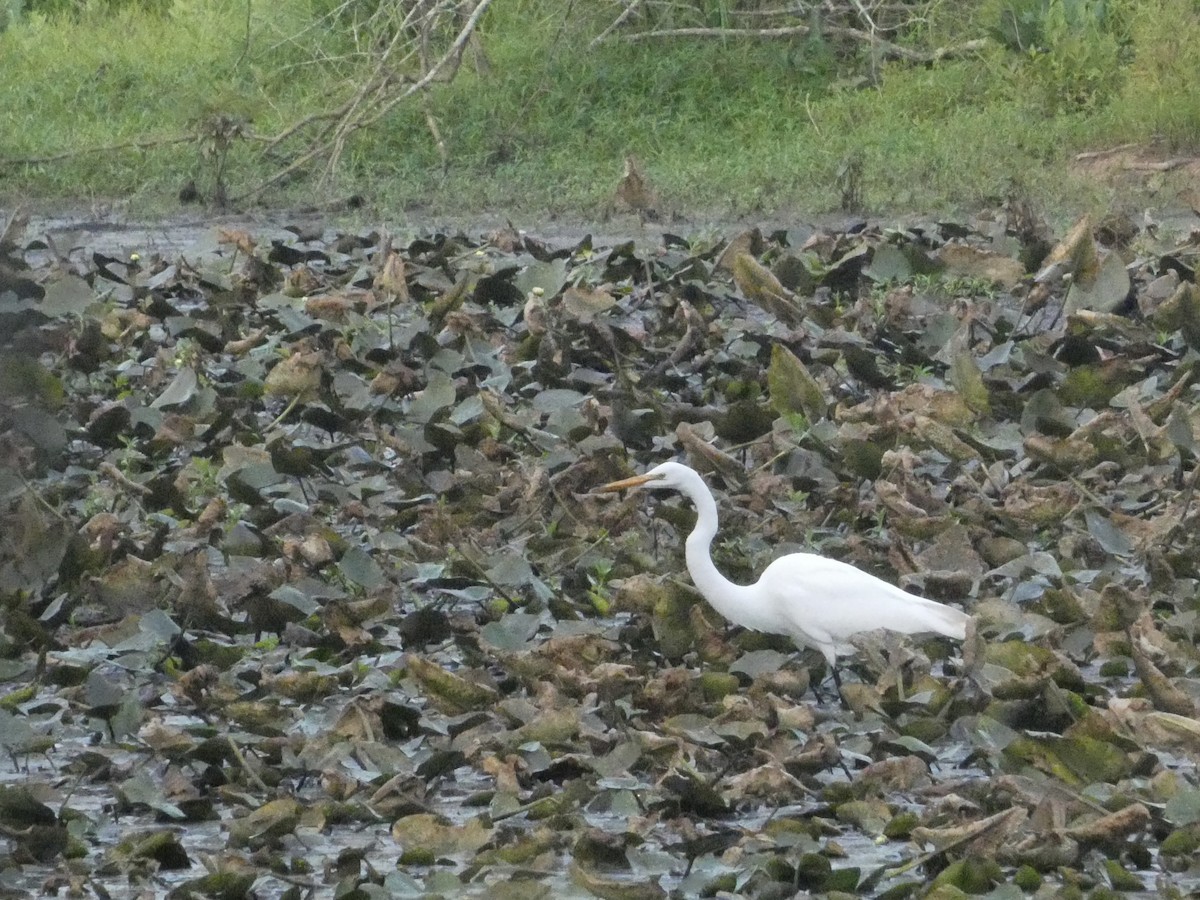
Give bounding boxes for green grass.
[2,0,1200,220]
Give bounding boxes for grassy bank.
[2,0,1199,221]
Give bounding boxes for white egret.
[598,462,970,683]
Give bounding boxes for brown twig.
[1,135,194,168]
[241,0,494,200]
[98,462,152,498]
[615,23,987,63]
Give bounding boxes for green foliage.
[0,0,332,202]
[0,0,1193,215]
[0,0,22,31]
[1027,2,1124,110]
[986,0,1130,110]
[1110,0,1200,145]
[585,558,614,615]
[989,0,1047,50]
[21,0,170,18]
[988,0,1124,52]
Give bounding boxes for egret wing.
[757,552,968,660]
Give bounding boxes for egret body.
[599,462,970,668]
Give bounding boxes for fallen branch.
[1125,157,1198,172]
[619,24,810,41]
[613,23,987,64]
[1074,143,1141,162]
[0,134,194,168]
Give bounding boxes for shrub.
[1114,0,1200,145]
[988,0,1131,111]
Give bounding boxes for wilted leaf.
[337,544,386,589]
[8,407,68,456]
[563,284,616,321]
[729,649,789,678]
[39,274,95,317]
[264,349,323,400]
[405,654,498,714]
[0,786,56,828]
[1166,402,1195,455]
[479,612,542,651]
[392,812,491,856]
[949,349,990,415]
[1165,792,1200,827]
[732,253,805,326]
[768,344,825,420]
[1004,734,1130,786]
[1083,510,1133,556]
[111,830,191,869]
[1036,214,1097,284]
[1064,250,1130,314]
[515,259,568,299]
[228,797,302,849]
[938,243,1025,288]
[150,367,198,409]
[863,244,912,283]
[375,249,409,298]
[570,861,667,900]
[408,370,456,423]
[118,771,187,820]
[1065,803,1150,846]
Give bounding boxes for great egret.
[598,462,970,680]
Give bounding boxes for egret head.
[597,461,692,494]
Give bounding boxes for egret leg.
[806,664,847,707]
[790,652,849,708]
[829,666,852,710]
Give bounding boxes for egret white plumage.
[598,462,970,680]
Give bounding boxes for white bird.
[598,461,970,682]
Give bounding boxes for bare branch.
[241,0,495,200]
[1,135,195,168]
[601,0,987,64]
[589,0,648,50]
[615,22,987,64]
[619,25,812,41]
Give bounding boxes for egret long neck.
[680,479,758,626]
